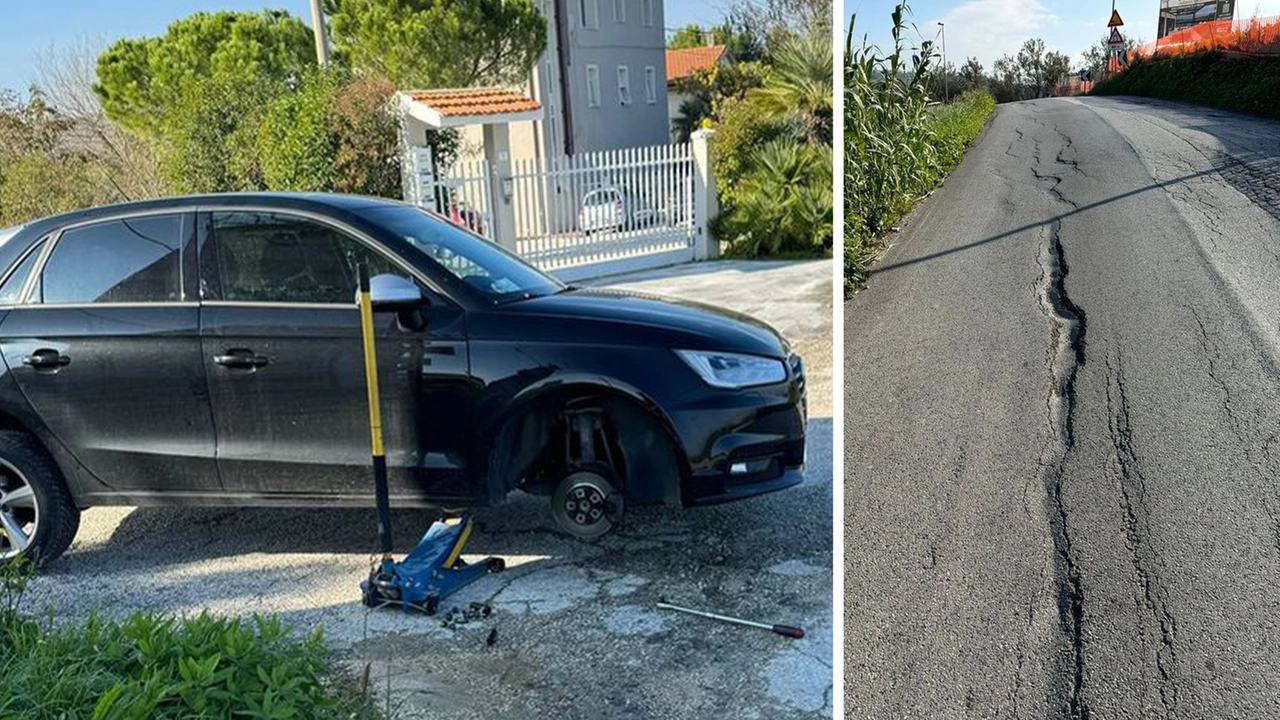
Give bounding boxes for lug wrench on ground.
[656,598,805,639]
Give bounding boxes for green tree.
[93,11,313,134]
[325,0,546,88]
[959,57,985,90]
[667,21,766,62]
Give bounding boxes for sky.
[844,0,1280,71]
[0,1,724,93]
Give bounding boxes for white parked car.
[579,187,656,234]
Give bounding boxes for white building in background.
[459,0,670,160]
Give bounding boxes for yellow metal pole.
[357,265,393,560]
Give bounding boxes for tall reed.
[845,3,938,288]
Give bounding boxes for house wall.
[453,0,670,163]
[515,0,669,159]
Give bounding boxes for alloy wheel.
[0,459,39,560]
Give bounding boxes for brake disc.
[550,470,622,540]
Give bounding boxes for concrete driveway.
[23,258,834,720]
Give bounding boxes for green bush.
[711,28,833,259]
[1091,51,1280,120]
[258,72,341,192]
[715,141,833,256]
[0,560,373,720]
[158,73,281,194]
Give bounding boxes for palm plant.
[748,32,834,146]
[715,140,833,256]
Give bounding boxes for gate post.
[483,123,518,251]
[690,128,719,260]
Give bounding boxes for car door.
[197,209,478,504]
[0,212,222,494]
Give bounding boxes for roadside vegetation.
[1,559,377,719]
[1091,51,1280,120]
[671,0,833,259]
[845,3,995,291]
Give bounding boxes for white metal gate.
[406,147,495,240]
[508,144,696,280]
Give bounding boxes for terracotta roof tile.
[665,45,728,83]
[407,89,540,117]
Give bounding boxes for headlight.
[675,350,787,389]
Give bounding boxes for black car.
[0,194,806,562]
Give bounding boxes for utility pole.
[937,22,948,103]
[310,0,331,66]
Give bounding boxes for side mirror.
[368,274,426,311]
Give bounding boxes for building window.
[586,65,601,107]
[644,66,657,104]
[641,0,653,27]
[617,66,631,106]
[579,0,599,29]
[614,0,626,22]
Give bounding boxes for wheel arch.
[481,377,688,507]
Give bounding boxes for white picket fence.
[405,136,714,281]
[508,144,696,277]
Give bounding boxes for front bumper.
[670,354,807,506]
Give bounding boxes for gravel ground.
[23,258,834,719]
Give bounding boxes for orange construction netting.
[1135,14,1280,58]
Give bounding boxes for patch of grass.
[1091,51,1280,120]
[927,90,998,175]
[1,558,377,720]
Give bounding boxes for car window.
[0,240,44,305]
[208,211,397,304]
[585,189,618,206]
[356,205,563,304]
[39,216,184,304]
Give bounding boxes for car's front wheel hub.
[551,470,621,540]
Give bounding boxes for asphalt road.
[845,97,1280,718]
[23,259,834,720]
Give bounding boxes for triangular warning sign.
[1108,27,1124,44]
[1108,9,1124,26]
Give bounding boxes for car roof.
[17,192,402,238]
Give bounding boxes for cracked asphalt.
[845,97,1280,718]
[22,259,833,720]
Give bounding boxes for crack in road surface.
[1028,112,1090,720]
[1105,352,1180,718]
[1035,219,1089,720]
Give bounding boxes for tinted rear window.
[39,215,185,304]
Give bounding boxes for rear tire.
[0,431,79,566]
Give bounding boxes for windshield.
[359,205,563,304]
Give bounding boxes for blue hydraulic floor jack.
[354,266,504,615]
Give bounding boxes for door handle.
[213,349,269,369]
[23,349,70,369]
